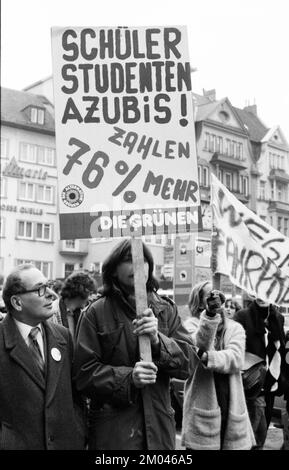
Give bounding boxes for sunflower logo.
[61,184,84,207]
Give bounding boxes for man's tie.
[28,327,45,375]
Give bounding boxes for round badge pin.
[51,348,61,362]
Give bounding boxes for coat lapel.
[3,314,45,390]
[43,321,68,406]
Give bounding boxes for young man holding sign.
[73,239,194,450]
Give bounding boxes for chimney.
[203,88,216,102]
[243,104,257,115]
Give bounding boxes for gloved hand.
[206,290,225,317]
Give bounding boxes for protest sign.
[211,174,289,306]
[51,26,200,239]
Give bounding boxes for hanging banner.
[51,26,201,239]
[211,173,289,306]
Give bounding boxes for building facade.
[1,88,58,279]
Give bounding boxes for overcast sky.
[1,0,289,141]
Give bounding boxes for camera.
[206,290,225,316]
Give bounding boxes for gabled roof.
[234,106,268,142]
[261,125,289,148]
[194,96,247,134]
[1,87,55,133]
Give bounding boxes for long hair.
[101,238,159,296]
[188,280,212,318]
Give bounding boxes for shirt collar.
[13,318,43,341]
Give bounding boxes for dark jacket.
[73,290,194,450]
[0,314,85,450]
[234,302,288,396]
[58,297,82,332]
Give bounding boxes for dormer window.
[30,107,45,124]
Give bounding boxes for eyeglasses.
[18,282,54,297]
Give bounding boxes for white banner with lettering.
[211,174,289,306]
[51,26,200,239]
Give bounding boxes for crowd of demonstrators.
[73,239,195,451]
[0,264,85,450]
[234,297,289,449]
[50,272,97,342]
[182,284,255,450]
[1,255,288,451]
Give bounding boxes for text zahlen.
[108,126,190,160]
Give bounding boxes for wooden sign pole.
[211,216,221,290]
[131,237,152,362]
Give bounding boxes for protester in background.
[224,298,241,319]
[234,298,288,449]
[183,280,212,334]
[0,264,85,450]
[52,279,64,297]
[51,271,97,342]
[182,288,255,450]
[73,238,194,450]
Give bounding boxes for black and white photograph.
[1,0,289,457]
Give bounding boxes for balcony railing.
[210,152,248,170]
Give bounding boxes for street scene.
[1,0,289,456]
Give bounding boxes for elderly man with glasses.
[0,263,85,450]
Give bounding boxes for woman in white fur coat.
[182,287,255,450]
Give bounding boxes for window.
[38,147,55,166]
[204,132,209,150]
[19,143,37,163]
[0,218,5,237]
[19,142,55,166]
[225,172,233,190]
[219,111,229,123]
[216,136,223,154]
[236,143,243,160]
[270,216,273,227]
[259,181,266,200]
[1,138,9,159]
[0,178,7,198]
[36,223,52,241]
[277,184,282,201]
[30,107,45,125]
[198,165,201,184]
[218,169,223,183]
[260,215,266,222]
[203,132,223,154]
[198,166,209,187]
[270,181,274,199]
[144,236,152,243]
[203,167,209,187]
[17,221,33,239]
[240,176,249,196]
[34,261,50,278]
[225,139,243,159]
[278,217,282,232]
[269,152,285,170]
[284,219,288,237]
[65,240,76,249]
[64,263,75,278]
[19,182,35,201]
[37,184,53,203]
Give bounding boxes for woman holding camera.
[182,286,255,450]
